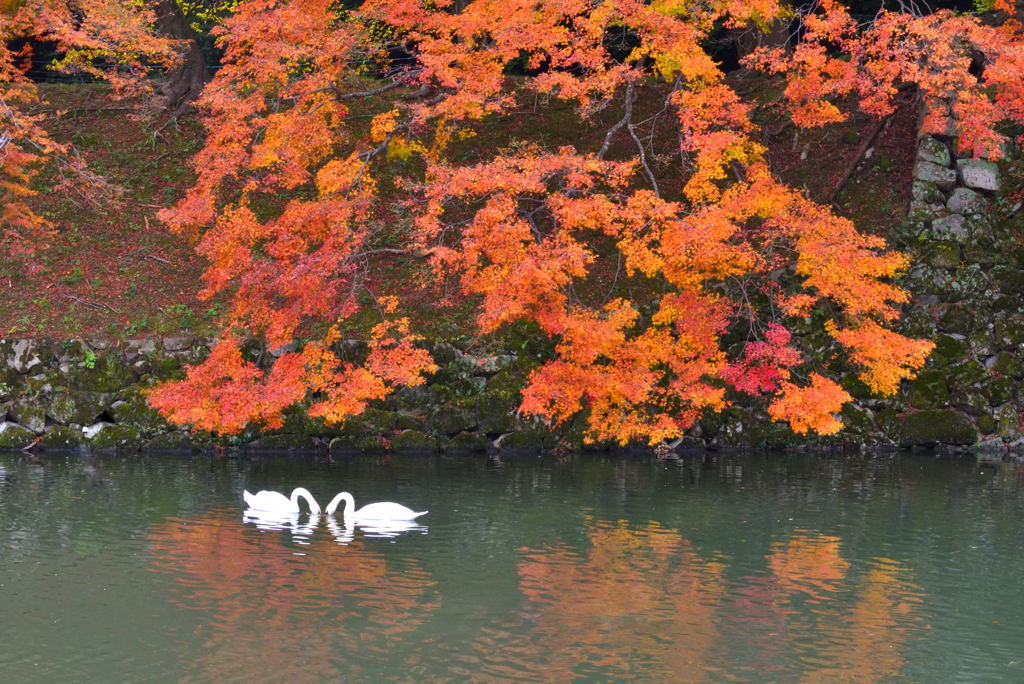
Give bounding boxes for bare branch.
[598,82,636,159]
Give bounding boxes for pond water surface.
[1,450,1023,682]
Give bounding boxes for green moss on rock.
[443,431,491,452]
[976,413,997,435]
[909,370,946,409]
[987,351,1024,379]
[391,429,437,451]
[946,359,988,390]
[982,376,1015,405]
[11,399,45,433]
[997,404,1020,440]
[0,422,35,449]
[927,244,961,269]
[992,267,1024,294]
[930,335,969,367]
[87,424,144,450]
[65,354,135,392]
[908,370,950,409]
[900,410,978,447]
[0,368,24,402]
[429,405,477,436]
[498,430,553,450]
[47,392,110,425]
[40,426,84,448]
[141,432,197,451]
[246,434,315,450]
[994,315,1024,350]
[475,394,520,434]
[950,387,989,415]
[355,435,389,451]
[938,305,976,335]
[110,395,171,435]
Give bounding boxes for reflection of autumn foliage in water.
[147,511,437,682]
[768,532,851,600]
[763,532,926,682]
[800,558,925,683]
[511,520,728,680]
[511,525,926,682]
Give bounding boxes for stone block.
[914,161,957,191]
[391,429,437,451]
[162,335,195,352]
[976,413,997,435]
[926,244,960,269]
[908,370,950,409]
[986,351,1024,378]
[946,187,989,215]
[997,404,1020,440]
[109,396,172,435]
[10,398,46,433]
[245,434,315,450]
[839,404,875,435]
[911,179,946,205]
[65,355,135,392]
[951,386,989,416]
[86,423,144,450]
[994,315,1024,349]
[48,392,110,425]
[429,405,478,436]
[982,376,1015,405]
[142,432,197,451]
[935,304,986,337]
[443,431,491,453]
[993,267,1024,295]
[0,422,35,449]
[956,158,1000,192]
[909,201,945,220]
[930,214,967,241]
[126,338,158,355]
[495,430,554,450]
[917,136,951,167]
[40,426,84,448]
[3,339,47,374]
[930,334,969,367]
[946,358,988,390]
[900,409,978,447]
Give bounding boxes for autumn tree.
[1,0,180,257]
[146,0,1024,443]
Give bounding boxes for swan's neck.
[291,487,321,514]
[326,492,354,518]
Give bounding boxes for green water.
[1,451,1022,682]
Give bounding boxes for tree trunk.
[152,0,208,112]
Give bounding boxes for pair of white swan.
[242,488,427,521]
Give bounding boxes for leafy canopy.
[12,0,1024,443]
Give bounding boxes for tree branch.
[598,82,636,159]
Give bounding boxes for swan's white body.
[324,491,427,521]
[243,487,321,514]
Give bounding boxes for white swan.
[242,487,321,514]
[357,519,429,539]
[324,491,427,521]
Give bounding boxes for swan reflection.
[243,510,427,544]
[326,517,355,545]
[326,517,428,543]
[242,509,318,545]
